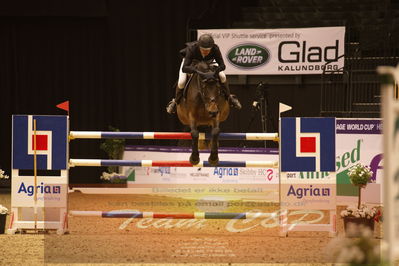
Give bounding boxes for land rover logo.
[227,44,270,68]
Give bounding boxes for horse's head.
[195,61,222,118]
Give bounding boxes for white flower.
[0,169,9,179]
[0,205,8,215]
[350,246,365,263]
[100,172,126,184]
[347,206,357,212]
[341,204,381,220]
[327,227,380,264]
[100,172,111,180]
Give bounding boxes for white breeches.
[177,59,226,89]
[178,59,187,89]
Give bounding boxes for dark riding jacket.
[180,42,226,74]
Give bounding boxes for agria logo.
[12,115,68,170]
[280,117,336,172]
[227,43,270,68]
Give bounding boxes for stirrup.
[166,99,177,114]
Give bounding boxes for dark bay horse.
[177,61,230,166]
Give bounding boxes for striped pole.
[69,131,279,141]
[69,159,278,168]
[70,211,272,219]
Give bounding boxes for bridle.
[194,63,221,106]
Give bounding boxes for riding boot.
[221,83,242,110]
[166,88,184,114]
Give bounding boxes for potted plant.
[0,168,9,184]
[99,126,127,187]
[100,172,128,186]
[340,163,382,235]
[0,169,9,234]
[0,204,8,234]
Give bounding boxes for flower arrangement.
[347,163,374,209]
[0,204,8,215]
[348,163,374,188]
[100,172,127,184]
[99,126,126,183]
[341,163,382,234]
[0,170,9,222]
[0,169,9,179]
[340,204,383,223]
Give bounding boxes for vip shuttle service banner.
[198,27,345,75]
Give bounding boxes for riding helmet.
[198,34,215,49]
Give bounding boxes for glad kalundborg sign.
[198,27,345,75]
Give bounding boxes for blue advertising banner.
[12,115,68,170]
[281,117,336,172]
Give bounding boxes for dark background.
[1,0,398,185]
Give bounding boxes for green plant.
[340,163,382,232]
[100,126,125,173]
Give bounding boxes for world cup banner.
[198,27,345,75]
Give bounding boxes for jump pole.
[70,210,272,219]
[69,159,279,168]
[69,131,279,141]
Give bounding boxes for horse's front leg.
[189,120,200,165]
[208,120,220,166]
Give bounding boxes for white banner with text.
[198,27,345,75]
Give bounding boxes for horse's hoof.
[208,155,219,166]
[190,154,200,165]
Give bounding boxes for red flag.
[56,101,69,112]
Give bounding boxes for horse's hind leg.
[208,121,220,166]
[189,121,200,165]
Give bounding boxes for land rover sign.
[227,44,270,68]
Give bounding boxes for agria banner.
[198,27,345,75]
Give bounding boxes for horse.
[176,61,230,166]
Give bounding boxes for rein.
[196,73,207,104]
[193,62,222,106]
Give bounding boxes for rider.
[166,34,242,114]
